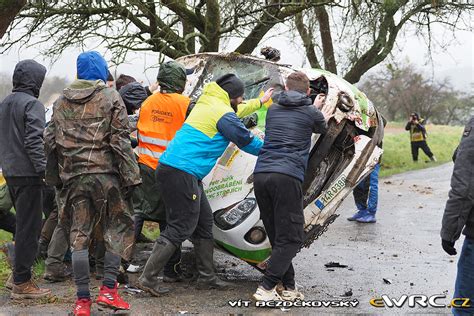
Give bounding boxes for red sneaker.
[96,284,130,310]
[73,298,92,316]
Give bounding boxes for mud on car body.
[176,53,384,267]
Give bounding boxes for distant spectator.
[405,112,436,162]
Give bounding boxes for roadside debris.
[126,264,141,273]
[324,262,348,268]
[383,278,392,284]
[343,289,353,297]
[124,285,143,295]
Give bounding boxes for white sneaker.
[281,286,304,301]
[252,286,283,302]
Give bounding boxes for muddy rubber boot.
[194,239,234,290]
[137,236,175,296]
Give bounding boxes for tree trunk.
[315,6,337,73]
[294,12,321,68]
[200,0,220,52]
[0,0,26,38]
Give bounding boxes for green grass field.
[380,122,464,177]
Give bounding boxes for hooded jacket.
[119,82,148,115]
[159,82,263,180]
[254,90,327,182]
[0,60,47,179]
[441,116,474,241]
[44,58,140,187]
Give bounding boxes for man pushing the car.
[138,73,273,295]
[253,71,332,302]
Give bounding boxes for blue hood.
[76,51,108,82]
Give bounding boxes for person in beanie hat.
[137,74,273,295]
[215,74,245,100]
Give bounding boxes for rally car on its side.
[176,53,384,268]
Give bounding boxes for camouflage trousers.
[58,174,134,260]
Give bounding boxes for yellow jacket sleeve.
[236,98,262,118]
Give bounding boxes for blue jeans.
[353,164,380,214]
[453,238,474,316]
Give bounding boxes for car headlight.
[245,226,267,245]
[214,198,257,230]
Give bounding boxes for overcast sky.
[0,22,472,90]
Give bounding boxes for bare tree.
[292,1,474,83]
[2,0,329,64]
[0,0,26,38]
[360,62,472,125]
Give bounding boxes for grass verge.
[380,122,463,177]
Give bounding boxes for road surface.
[0,163,460,315]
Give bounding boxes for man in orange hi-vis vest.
[134,60,190,285]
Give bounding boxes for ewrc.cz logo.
[370,295,471,308]
[228,299,359,308]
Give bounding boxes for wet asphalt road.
[0,163,459,315]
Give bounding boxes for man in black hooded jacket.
[252,71,331,301]
[0,60,51,299]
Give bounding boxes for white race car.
[177,53,384,268]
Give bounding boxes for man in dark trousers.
[440,116,474,316]
[252,71,331,301]
[0,60,51,299]
[405,112,436,162]
[138,74,272,296]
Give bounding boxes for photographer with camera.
[405,112,436,162]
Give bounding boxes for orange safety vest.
[137,92,190,170]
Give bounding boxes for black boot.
[137,236,175,296]
[194,239,233,290]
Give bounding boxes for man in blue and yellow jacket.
[138,74,273,295]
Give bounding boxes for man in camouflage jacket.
[44,51,140,315]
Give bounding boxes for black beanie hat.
[216,74,245,99]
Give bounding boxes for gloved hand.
[441,239,457,256]
[122,185,137,200]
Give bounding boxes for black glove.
[123,185,136,200]
[442,239,457,256]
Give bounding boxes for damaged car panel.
[176,53,384,266]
